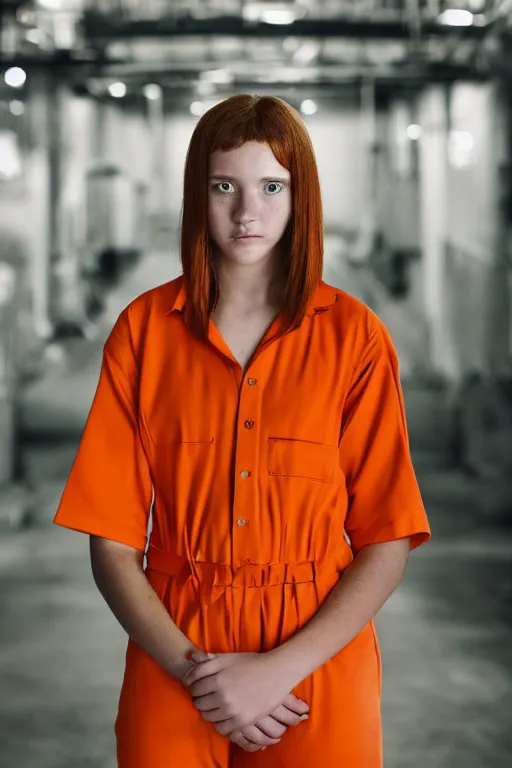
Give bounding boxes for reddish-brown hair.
[180,94,323,337]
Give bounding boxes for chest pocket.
[268,438,338,483]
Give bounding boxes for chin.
[213,236,283,265]
[222,240,269,258]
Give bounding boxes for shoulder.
[104,276,183,363]
[319,284,401,398]
[321,281,392,356]
[123,275,182,329]
[319,282,399,377]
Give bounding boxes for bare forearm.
[269,539,410,684]
[89,536,199,680]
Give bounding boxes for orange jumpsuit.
[53,276,431,767]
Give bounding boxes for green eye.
[216,182,234,193]
[265,182,283,195]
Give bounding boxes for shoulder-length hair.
[180,94,323,337]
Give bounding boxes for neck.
[213,255,285,313]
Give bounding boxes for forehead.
[209,141,290,178]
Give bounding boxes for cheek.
[208,200,230,233]
[266,196,292,228]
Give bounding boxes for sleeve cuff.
[348,510,431,554]
[53,512,147,552]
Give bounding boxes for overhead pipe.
[80,13,487,40]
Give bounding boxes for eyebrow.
[209,175,290,183]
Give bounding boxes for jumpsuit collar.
[163,276,338,318]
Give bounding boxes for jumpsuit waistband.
[145,544,341,607]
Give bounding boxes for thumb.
[190,651,217,663]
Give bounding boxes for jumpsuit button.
[244,419,255,429]
[247,377,257,386]
[237,517,248,527]
[240,470,250,479]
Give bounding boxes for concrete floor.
[1,243,511,767]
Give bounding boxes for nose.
[232,189,258,225]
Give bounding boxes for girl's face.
[207,141,292,268]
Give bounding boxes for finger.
[214,719,235,737]
[248,716,286,740]
[182,658,224,687]
[230,731,263,753]
[269,704,302,729]
[198,705,230,724]
[281,693,310,715]
[190,651,218,663]
[238,724,282,747]
[192,693,220,713]
[189,676,219,698]
[266,705,303,728]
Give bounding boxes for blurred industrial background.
[0,1,511,766]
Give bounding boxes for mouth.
[233,235,262,240]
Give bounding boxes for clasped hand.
[181,651,309,752]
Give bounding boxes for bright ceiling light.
[407,124,421,140]
[200,69,234,85]
[243,3,304,25]
[108,81,126,98]
[301,99,317,116]
[36,0,63,9]
[143,83,161,101]
[4,67,27,88]
[448,130,474,168]
[9,100,25,116]
[261,9,295,24]
[438,9,473,26]
[190,101,205,117]
[190,100,221,116]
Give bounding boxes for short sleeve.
[53,309,153,551]
[339,313,431,554]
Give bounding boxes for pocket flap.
[268,438,338,483]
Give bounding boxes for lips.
[233,235,261,239]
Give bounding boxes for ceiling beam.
[81,12,487,41]
[0,50,487,84]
